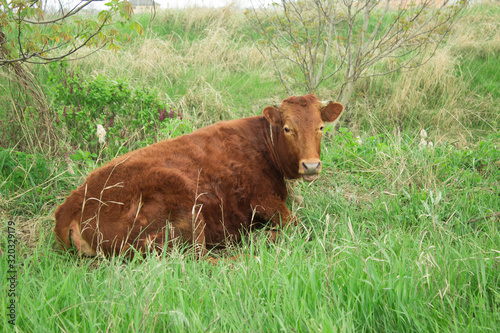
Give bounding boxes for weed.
[48,62,190,163]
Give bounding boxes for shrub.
[48,62,190,162]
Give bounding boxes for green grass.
[3,212,500,331]
[459,53,500,99]
[1,3,500,332]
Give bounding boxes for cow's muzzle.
[300,161,321,182]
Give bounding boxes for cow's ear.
[321,102,343,123]
[263,106,282,126]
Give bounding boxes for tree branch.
[22,1,96,25]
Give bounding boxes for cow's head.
[263,94,343,182]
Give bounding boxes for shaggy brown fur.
[54,94,343,257]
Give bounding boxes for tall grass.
[349,3,500,142]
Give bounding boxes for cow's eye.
[319,126,325,131]
[284,126,291,133]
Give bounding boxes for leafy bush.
[48,62,189,161]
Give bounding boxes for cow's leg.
[181,213,219,264]
[173,211,210,260]
[250,196,298,242]
[117,167,213,260]
[138,213,210,260]
[67,220,97,256]
[251,196,297,227]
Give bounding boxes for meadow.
[1,2,499,332]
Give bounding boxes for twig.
[467,212,500,225]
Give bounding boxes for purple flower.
[121,129,126,138]
[109,116,114,128]
[158,108,167,121]
[63,106,67,117]
[55,114,59,125]
[168,107,175,119]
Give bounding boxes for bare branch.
[247,0,466,102]
[21,1,96,25]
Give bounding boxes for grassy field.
[1,3,500,332]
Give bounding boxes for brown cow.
[54,94,343,258]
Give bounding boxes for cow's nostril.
[302,162,321,174]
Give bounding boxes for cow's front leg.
[250,196,298,242]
